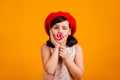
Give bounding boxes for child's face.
[51,20,71,44]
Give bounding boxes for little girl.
[41,11,84,80]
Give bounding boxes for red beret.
[44,11,76,35]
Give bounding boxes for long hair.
[47,16,77,48]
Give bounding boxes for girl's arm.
[41,44,59,75]
[60,44,84,80]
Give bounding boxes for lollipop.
[56,32,64,41]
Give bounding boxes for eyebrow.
[55,24,69,27]
[54,24,59,26]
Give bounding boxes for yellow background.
[0,0,120,80]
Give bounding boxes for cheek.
[62,32,69,37]
[51,29,57,36]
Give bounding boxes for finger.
[59,48,65,53]
[59,50,64,54]
[59,47,64,51]
[60,47,66,52]
[50,30,61,47]
[59,50,65,54]
[49,30,54,39]
[60,46,66,50]
[59,52,64,56]
[59,53,63,57]
[50,30,56,42]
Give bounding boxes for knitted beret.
[44,11,76,35]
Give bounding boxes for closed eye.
[63,27,67,30]
[54,26,59,29]
[63,26,68,30]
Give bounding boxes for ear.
[69,29,71,35]
[68,32,71,35]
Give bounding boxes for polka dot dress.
[43,46,77,80]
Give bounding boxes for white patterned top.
[43,45,76,80]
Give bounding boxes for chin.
[56,40,63,44]
[56,39,66,44]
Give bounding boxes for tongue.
[57,33,63,40]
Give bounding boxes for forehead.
[55,20,69,27]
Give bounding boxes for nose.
[58,28,62,33]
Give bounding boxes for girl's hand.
[59,46,70,60]
[50,30,60,47]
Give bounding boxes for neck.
[59,41,67,48]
